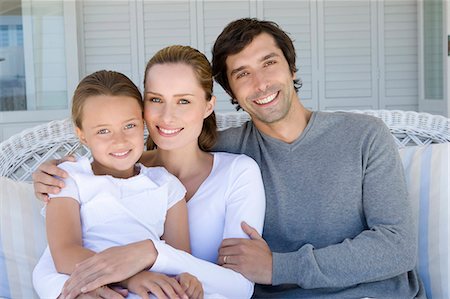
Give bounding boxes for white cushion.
[399,143,449,299]
[0,177,46,299]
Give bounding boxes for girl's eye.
[125,123,136,129]
[179,99,189,104]
[97,128,109,135]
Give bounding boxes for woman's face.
[144,63,215,151]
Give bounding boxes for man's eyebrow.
[261,52,280,62]
[230,66,246,77]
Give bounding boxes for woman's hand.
[61,240,158,299]
[32,156,75,201]
[176,273,203,299]
[125,271,188,299]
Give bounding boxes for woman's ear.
[75,127,88,146]
[204,96,216,119]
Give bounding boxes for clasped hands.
[59,222,272,299]
[59,241,202,299]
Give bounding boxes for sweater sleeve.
[272,121,417,288]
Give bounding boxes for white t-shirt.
[33,152,266,299]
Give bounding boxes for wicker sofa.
[0,110,449,299]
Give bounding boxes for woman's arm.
[46,196,95,274]
[161,198,190,253]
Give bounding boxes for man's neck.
[252,100,312,144]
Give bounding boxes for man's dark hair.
[212,18,302,109]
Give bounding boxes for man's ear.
[204,95,216,119]
[75,127,88,145]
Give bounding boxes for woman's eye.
[149,97,161,103]
[125,123,136,129]
[179,99,189,104]
[97,128,109,135]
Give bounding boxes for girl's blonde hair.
[72,70,143,129]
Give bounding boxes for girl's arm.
[161,198,190,253]
[46,196,95,274]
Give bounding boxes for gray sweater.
[214,111,425,299]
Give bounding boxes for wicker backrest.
[1,110,449,182]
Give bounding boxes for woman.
[32,45,265,299]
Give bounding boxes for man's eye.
[236,72,249,79]
[97,128,109,134]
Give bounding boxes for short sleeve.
[47,161,80,204]
[165,172,186,209]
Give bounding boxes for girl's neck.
[91,160,138,179]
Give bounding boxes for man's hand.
[32,156,75,201]
[61,241,158,299]
[218,221,273,285]
[125,271,188,299]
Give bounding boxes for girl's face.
[76,95,144,178]
[144,63,215,151]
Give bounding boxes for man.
[211,18,424,298]
[33,18,424,298]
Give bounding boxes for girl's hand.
[176,273,203,299]
[125,271,188,299]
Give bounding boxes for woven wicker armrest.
[1,110,449,182]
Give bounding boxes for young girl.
[33,46,266,299]
[35,70,202,298]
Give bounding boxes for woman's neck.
[142,145,214,201]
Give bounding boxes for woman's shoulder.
[213,152,260,172]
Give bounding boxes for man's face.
[225,33,296,124]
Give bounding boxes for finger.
[97,286,125,299]
[82,276,113,294]
[241,221,262,240]
[219,237,247,248]
[135,287,151,299]
[159,278,186,299]
[110,286,129,297]
[147,283,169,299]
[37,160,70,180]
[33,181,62,197]
[61,155,77,163]
[192,286,203,299]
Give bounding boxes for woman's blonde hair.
[144,45,217,151]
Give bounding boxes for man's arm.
[219,122,416,288]
[32,156,75,201]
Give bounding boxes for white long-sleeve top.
[33,152,266,299]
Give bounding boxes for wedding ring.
[224,255,228,264]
